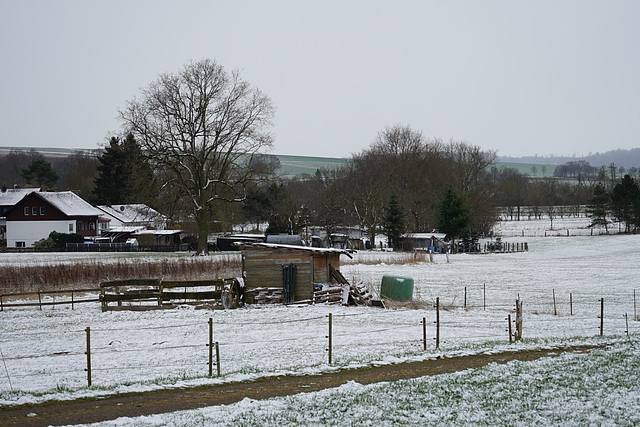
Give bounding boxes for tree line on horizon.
[500,147,640,170]
[1,58,639,252]
[3,128,639,249]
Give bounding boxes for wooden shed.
[237,242,353,304]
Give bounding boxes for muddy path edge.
[0,344,605,426]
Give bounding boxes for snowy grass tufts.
[81,339,640,426]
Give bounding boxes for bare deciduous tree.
[119,59,275,253]
[494,167,529,221]
[330,124,498,243]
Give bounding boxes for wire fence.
[1,289,638,396]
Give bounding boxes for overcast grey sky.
[1,1,639,159]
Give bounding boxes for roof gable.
[96,204,166,224]
[0,188,40,207]
[7,191,101,217]
[38,192,102,216]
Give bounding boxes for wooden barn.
[236,242,353,304]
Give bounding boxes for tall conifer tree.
[610,175,640,233]
[92,133,154,205]
[21,158,59,190]
[382,194,406,250]
[586,183,610,233]
[437,186,472,241]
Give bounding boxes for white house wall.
[6,220,75,247]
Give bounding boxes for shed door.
[282,264,297,304]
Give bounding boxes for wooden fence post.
[215,342,221,376]
[625,313,629,336]
[464,287,467,309]
[100,285,106,312]
[38,291,42,311]
[85,327,91,387]
[435,297,440,349]
[328,313,333,364]
[600,298,604,336]
[570,293,573,316]
[634,289,637,321]
[422,317,427,351]
[553,289,557,315]
[483,284,486,311]
[515,299,523,340]
[158,281,164,309]
[208,318,213,377]
[508,314,513,343]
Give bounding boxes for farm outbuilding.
[402,233,447,252]
[235,242,353,304]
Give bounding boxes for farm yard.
[0,217,639,425]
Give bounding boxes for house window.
[40,206,45,215]
[24,207,29,216]
[69,223,74,232]
[16,241,25,248]
[89,222,95,230]
[32,206,37,215]
[77,222,84,232]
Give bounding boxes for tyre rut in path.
[0,345,599,426]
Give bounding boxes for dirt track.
[0,345,598,426]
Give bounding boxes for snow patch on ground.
[1,218,639,424]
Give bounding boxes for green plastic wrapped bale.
[380,275,414,301]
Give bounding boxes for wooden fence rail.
[0,288,100,311]
[99,278,243,311]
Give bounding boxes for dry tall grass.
[343,251,427,266]
[0,255,242,294]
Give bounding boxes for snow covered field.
[74,339,640,426]
[1,217,639,425]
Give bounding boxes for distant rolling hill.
[4,146,637,178]
[0,146,557,178]
[275,154,349,177]
[0,146,350,179]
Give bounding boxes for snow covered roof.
[230,234,265,239]
[134,229,182,236]
[0,188,40,206]
[103,226,146,233]
[35,191,102,216]
[236,242,354,258]
[96,204,166,224]
[403,233,447,240]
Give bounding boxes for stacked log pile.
[313,285,346,305]
[348,282,375,306]
[244,287,283,304]
[311,282,374,306]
